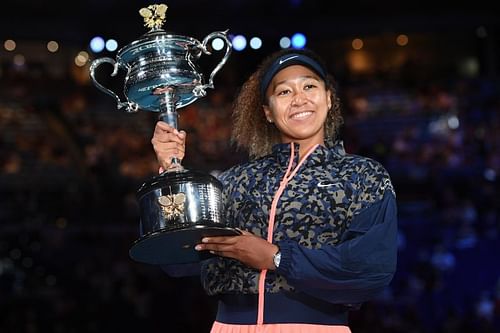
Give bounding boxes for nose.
[291,91,307,106]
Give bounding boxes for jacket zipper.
[256,142,319,325]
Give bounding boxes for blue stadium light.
[232,35,247,51]
[291,33,306,49]
[105,39,118,52]
[90,36,105,53]
[279,37,291,49]
[211,38,225,51]
[249,37,262,50]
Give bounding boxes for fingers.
[194,236,239,254]
[201,236,239,244]
[153,144,185,171]
[195,244,241,261]
[151,121,187,170]
[152,122,186,145]
[194,233,252,252]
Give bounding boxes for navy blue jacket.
[165,140,398,325]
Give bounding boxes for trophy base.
[129,225,241,265]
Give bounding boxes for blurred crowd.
[0,55,499,333]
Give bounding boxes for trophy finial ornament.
[139,3,168,30]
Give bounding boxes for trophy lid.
[117,31,201,63]
[117,4,202,63]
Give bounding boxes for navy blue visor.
[260,53,328,102]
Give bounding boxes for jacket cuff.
[275,240,293,275]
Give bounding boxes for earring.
[267,118,273,123]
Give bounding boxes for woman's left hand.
[195,230,279,270]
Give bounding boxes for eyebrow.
[272,75,321,89]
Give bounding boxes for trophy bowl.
[119,32,207,111]
[90,29,232,113]
[90,4,239,265]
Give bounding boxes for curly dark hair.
[231,48,343,159]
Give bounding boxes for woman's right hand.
[151,121,186,171]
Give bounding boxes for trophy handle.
[193,30,232,97]
[89,57,139,113]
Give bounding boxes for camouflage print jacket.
[200,140,398,324]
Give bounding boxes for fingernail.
[202,238,209,243]
[195,245,202,251]
[210,251,215,254]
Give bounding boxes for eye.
[277,89,291,96]
[304,83,317,90]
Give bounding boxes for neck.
[283,137,325,159]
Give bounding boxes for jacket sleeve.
[276,190,398,304]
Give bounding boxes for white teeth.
[291,111,312,119]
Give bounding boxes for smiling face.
[263,65,332,150]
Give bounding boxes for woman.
[152,48,398,333]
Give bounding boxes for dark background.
[1,1,499,332]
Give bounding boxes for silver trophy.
[89,4,239,265]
